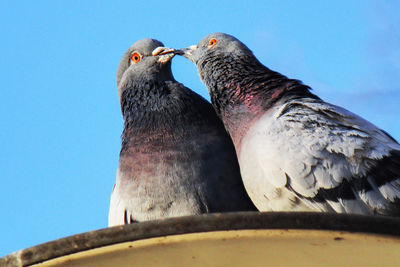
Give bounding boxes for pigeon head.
[176,33,273,116]
[177,33,255,81]
[116,38,176,102]
[177,33,315,142]
[178,33,253,64]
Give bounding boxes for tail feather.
[358,150,400,216]
[378,179,400,202]
[108,183,126,226]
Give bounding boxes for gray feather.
[178,32,400,216]
[109,38,256,226]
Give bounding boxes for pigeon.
[108,38,256,226]
[176,32,400,216]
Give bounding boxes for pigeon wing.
[240,97,400,215]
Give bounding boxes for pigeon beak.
[152,47,176,63]
[175,45,197,63]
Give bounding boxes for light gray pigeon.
[176,32,400,216]
[108,38,256,226]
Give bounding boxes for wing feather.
[239,97,400,215]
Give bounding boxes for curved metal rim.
[2,212,400,266]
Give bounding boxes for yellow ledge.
[35,229,400,267]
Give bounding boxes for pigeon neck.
[118,62,175,102]
[201,54,314,150]
[119,80,220,150]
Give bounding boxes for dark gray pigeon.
[176,32,400,216]
[108,38,256,226]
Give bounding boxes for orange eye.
[131,52,141,63]
[208,38,217,47]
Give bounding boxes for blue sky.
[1,0,399,257]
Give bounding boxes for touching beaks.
[152,47,176,63]
[152,45,198,63]
[175,45,197,62]
[152,47,175,56]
